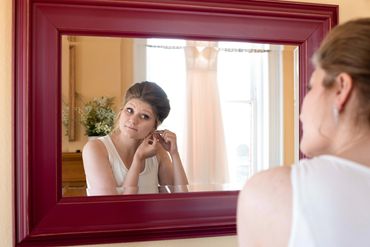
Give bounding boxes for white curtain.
[184,41,229,187]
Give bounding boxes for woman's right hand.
[153,130,179,156]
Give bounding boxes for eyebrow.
[141,109,154,116]
[126,102,154,116]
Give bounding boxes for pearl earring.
[332,105,339,125]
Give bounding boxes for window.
[142,38,284,189]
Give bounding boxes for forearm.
[88,187,119,196]
[170,152,189,187]
[123,155,144,194]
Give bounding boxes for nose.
[128,115,138,125]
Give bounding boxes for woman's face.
[119,98,157,140]
[300,67,337,157]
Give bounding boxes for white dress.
[289,155,370,247]
[86,135,159,195]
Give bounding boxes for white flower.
[79,96,116,136]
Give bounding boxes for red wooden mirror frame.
[14,0,338,245]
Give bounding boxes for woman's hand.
[154,130,179,156]
[135,134,159,161]
[155,129,189,190]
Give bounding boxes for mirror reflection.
[61,35,299,197]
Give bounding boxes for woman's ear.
[335,72,354,112]
[155,119,161,130]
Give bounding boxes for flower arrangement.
[62,100,71,136]
[79,96,116,137]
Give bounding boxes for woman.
[83,81,188,195]
[237,18,370,246]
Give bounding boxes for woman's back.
[289,156,370,247]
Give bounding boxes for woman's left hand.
[154,130,178,155]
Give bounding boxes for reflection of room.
[61,35,298,196]
[61,36,135,196]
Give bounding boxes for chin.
[299,140,316,158]
[121,130,137,139]
[300,149,314,158]
[300,142,328,158]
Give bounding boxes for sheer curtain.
[184,41,229,187]
[145,39,277,190]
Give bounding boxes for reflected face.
[300,67,336,157]
[120,98,156,139]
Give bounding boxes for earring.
[332,105,339,125]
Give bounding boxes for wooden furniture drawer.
[62,152,86,196]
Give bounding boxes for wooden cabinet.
[62,152,87,197]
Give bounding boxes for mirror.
[14,0,337,245]
[61,35,299,196]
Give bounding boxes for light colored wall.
[292,0,370,22]
[283,45,297,166]
[2,0,370,246]
[62,36,134,153]
[62,36,132,152]
[79,237,237,247]
[0,0,13,246]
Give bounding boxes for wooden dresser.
[62,152,87,197]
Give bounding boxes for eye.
[140,114,150,120]
[125,107,133,114]
[307,84,312,91]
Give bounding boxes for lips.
[125,125,138,131]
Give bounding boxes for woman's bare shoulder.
[238,166,292,247]
[243,166,291,193]
[82,139,109,164]
[83,139,106,153]
[239,166,292,218]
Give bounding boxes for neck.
[110,131,141,156]
[330,122,370,167]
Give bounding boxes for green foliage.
[61,100,70,136]
[79,96,116,136]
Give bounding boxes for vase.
[88,136,100,141]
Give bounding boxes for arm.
[155,130,188,192]
[123,135,160,194]
[237,166,292,247]
[82,139,118,196]
[121,154,144,194]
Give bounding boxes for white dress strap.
[96,135,160,194]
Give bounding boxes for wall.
[2,0,370,246]
[61,36,133,153]
[292,0,370,22]
[0,0,13,246]
[283,45,297,166]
